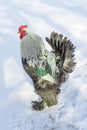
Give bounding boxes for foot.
[32,101,44,111]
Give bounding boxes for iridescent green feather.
[29,63,52,77]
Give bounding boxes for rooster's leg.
[32,89,58,110]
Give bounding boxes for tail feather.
[46,31,76,83]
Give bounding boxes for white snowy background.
[0,0,87,130]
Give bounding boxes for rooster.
[18,25,76,110]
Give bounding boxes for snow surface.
[0,0,87,130]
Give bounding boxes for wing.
[22,57,39,83]
[46,31,76,84]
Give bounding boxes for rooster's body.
[18,25,76,110]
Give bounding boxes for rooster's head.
[18,25,28,39]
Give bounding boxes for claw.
[32,101,44,110]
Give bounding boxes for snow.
[0,0,87,130]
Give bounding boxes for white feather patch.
[42,73,56,83]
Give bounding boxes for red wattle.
[19,30,26,39]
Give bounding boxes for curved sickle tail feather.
[46,31,76,84]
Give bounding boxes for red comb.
[18,25,28,32]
